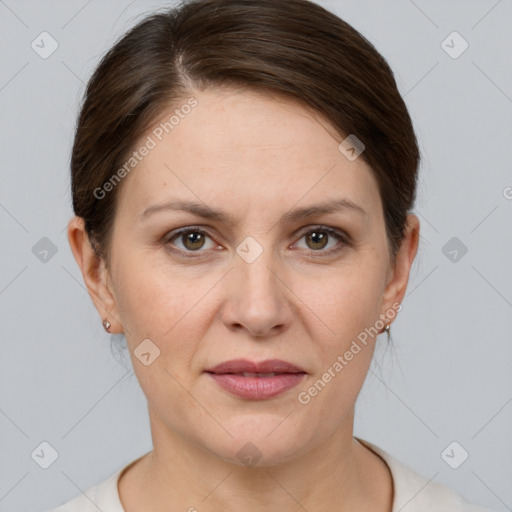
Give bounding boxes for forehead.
[115,88,382,222]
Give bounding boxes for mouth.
[205,359,307,400]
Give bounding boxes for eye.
[165,225,350,258]
[293,225,349,255]
[166,227,218,256]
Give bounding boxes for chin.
[200,415,313,468]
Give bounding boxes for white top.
[46,438,494,511]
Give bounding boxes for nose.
[220,245,294,338]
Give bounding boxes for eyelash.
[164,225,351,259]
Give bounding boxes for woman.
[51,0,493,510]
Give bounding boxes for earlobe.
[67,216,123,334]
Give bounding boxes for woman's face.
[93,88,418,466]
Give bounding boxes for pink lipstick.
[205,359,307,400]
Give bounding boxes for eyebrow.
[139,198,367,226]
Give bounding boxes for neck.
[119,410,393,512]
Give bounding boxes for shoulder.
[356,437,495,512]
[43,466,126,512]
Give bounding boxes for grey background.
[1,0,511,510]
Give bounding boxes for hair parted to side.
[71,0,420,267]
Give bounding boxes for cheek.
[294,273,381,427]
[111,255,207,402]
[292,257,384,398]
[298,260,384,341]
[112,252,188,336]
[111,252,218,370]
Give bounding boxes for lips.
[205,359,307,399]
[206,358,306,376]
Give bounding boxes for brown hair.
[71,0,420,267]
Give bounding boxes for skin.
[68,87,420,512]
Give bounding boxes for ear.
[67,216,123,334]
[380,213,420,324]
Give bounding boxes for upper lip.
[206,359,306,374]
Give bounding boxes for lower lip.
[207,373,306,399]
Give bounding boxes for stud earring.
[102,319,111,332]
[384,322,390,341]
